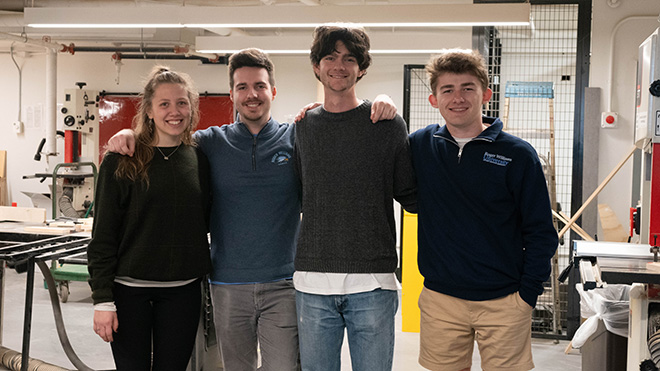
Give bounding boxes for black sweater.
[87,146,211,304]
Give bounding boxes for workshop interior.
[0,0,658,370]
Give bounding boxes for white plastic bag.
[571,283,631,349]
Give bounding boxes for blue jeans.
[211,279,299,371]
[295,289,398,371]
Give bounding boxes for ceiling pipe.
[74,44,223,63]
[0,13,24,27]
[111,52,228,64]
[45,47,58,157]
[76,46,187,53]
[0,32,73,53]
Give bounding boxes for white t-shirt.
[293,271,400,295]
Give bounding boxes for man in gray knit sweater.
[293,24,417,371]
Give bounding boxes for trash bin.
[572,284,631,371]
[580,318,628,371]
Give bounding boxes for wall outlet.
[601,112,618,128]
[12,121,23,134]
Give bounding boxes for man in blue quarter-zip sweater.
[106,48,397,371]
[409,49,558,371]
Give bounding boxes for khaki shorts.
[418,287,534,371]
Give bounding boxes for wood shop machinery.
[572,27,660,371]
[25,82,99,221]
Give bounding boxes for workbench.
[0,221,91,371]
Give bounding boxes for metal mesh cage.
[403,3,579,339]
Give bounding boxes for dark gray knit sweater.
[293,101,417,274]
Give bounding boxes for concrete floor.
[0,267,582,370]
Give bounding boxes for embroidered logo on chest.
[482,151,512,167]
[271,151,292,166]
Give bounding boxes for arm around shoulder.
[105,128,137,156]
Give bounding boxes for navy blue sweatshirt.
[409,117,558,307]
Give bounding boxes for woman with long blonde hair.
[87,65,211,370]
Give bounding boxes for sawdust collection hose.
[37,260,95,371]
[0,346,69,371]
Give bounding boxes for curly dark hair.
[309,23,371,82]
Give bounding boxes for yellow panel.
[401,211,424,333]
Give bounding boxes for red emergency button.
[605,115,615,124]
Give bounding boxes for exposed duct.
[111,52,228,63]
[72,44,223,63]
[0,13,24,28]
[45,48,57,157]
[0,32,70,52]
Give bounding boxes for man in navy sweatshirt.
[408,49,558,371]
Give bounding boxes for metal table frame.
[0,234,90,371]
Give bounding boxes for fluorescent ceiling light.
[188,22,529,28]
[25,4,530,29]
[29,24,184,29]
[195,32,473,55]
[196,49,451,55]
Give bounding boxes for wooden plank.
[23,226,73,235]
[0,206,46,223]
[78,217,94,225]
[49,221,77,229]
[553,210,594,241]
[0,150,6,179]
[0,181,6,207]
[558,145,637,237]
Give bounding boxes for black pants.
[110,280,201,371]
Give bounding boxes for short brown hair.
[228,48,275,89]
[426,49,489,94]
[309,23,371,82]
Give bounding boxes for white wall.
[0,47,434,209]
[590,0,660,235]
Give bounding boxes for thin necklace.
[156,143,182,160]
